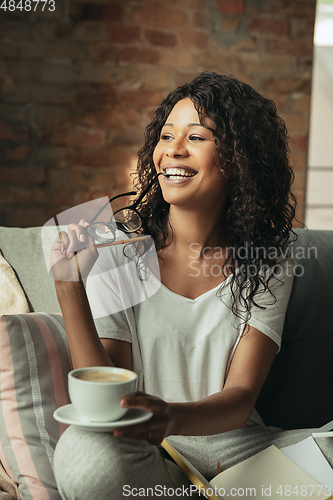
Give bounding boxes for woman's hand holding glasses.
[49,173,167,282]
[50,219,99,283]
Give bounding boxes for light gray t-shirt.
[86,239,294,424]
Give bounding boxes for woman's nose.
[165,137,188,157]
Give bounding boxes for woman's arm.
[115,326,277,443]
[169,326,277,435]
[55,281,132,370]
[52,221,132,370]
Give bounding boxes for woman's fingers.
[67,223,87,254]
[50,222,98,281]
[120,392,168,414]
[114,418,167,444]
[114,393,171,444]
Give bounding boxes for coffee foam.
[78,370,132,383]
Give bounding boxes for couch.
[0,226,332,499]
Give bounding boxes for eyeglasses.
[87,173,165,245]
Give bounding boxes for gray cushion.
[0,227,60,313]
[256,229,333,429]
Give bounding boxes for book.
[161,440,333,500]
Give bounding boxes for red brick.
[0,104,30,122]
[0,166,45,184]
[290,135,308,152]
[74,189,111,205]
[18,42,85,60]
[72,22,109,42]
[262,78,312,94]
[216,0,245,14]
[118,47,160,65]
[128,7,188,28]
[297,58,313,78]
[107,126,144,147]
[144,72,173,94]
[293,206,305,226]
[292,189,305,207]
[290,151,308,171]
[248,16,289,36]
[0,21,31,39]
[290,17,315,38]
[3,83,77,105]
[174,0,206,7]
[292,95,311,112]
[0,40,19,57]
[269,1,316,17]
[67,148,137,169]
[178,30,209,49]
[291,168,306,191]
[105,25,141,44]
[262,37,314,57]
[81,108,141,129]
[5,145,30,161]
[36,105,70,127]
[2,208,52,228]
[45,128,106,148]
[39,62,78,84]
[198,49,241,74]
[0,123,29,142]
[175,71,204,88]
[220,15,241,31]
[32,20,73,41]
[281,114,310,134]
[264,92,287,112]
[121,89,165,108]
[33,187,75,207]
[0,186,32,204]
[260,54,296,74]
[70,4,123,22]
[192,10,210,28]
[144,30,177,48]
[227,36,257,52]
[116,167,134,189]
[88,44,160,65]
[161,49,193,69]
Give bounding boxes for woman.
[52,72,308,499]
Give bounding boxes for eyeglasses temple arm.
[130,172,169,208]
[89,191,137,224]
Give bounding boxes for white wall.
[305,4,333,229]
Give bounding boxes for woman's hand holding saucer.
[113,392,176,446]
[50,219,99,282]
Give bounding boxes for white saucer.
[53,404,153,432]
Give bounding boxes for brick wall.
[0,0,316,227]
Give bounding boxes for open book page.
[161,439,222,500]
[280,437,333,491]
[211,445,332,500]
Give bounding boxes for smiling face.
[153,98,228,213]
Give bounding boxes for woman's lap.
[54,425,332,499]
[54,426,200,500]
[167,426,317,480]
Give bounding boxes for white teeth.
[165,168,195,178]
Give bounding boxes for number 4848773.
[0,0,55,11]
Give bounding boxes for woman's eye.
[161,134,173,141]
[189,135,205,141]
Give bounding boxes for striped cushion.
[0,313,72,500]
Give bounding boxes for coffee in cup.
[78,370,132,383]
[68,366,138,422]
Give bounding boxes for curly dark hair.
[133,71,297,322]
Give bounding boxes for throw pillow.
[0,313,72,500]
[0,252,29,316]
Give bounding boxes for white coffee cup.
[68,366,138,422]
